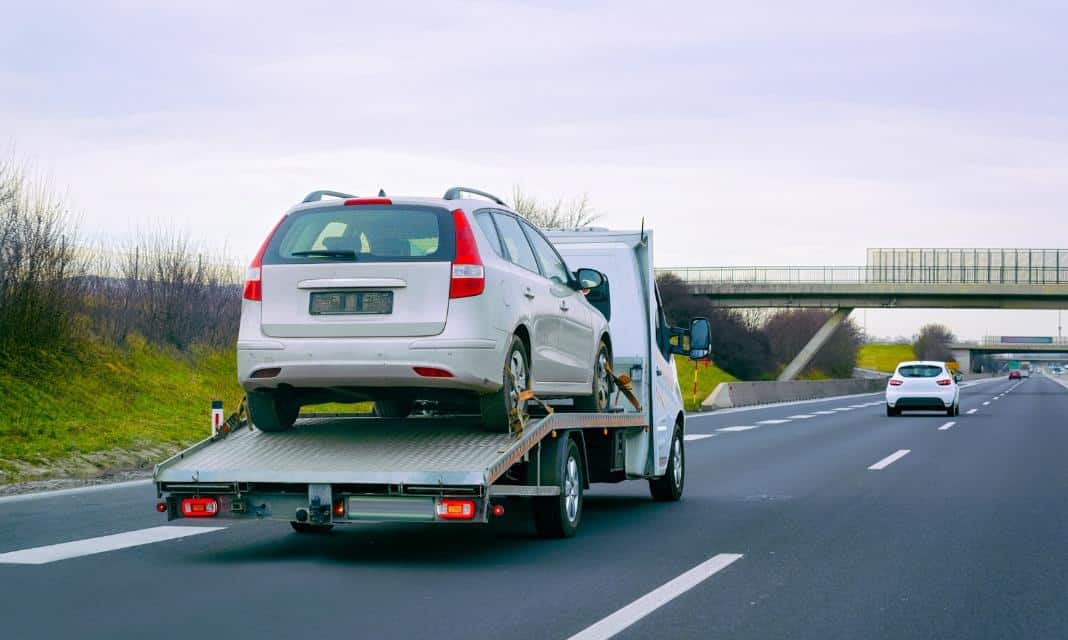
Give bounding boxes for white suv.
[238,187,614,432]
[885,361,960,417]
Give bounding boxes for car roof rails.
[302,190,356,203]
[443,187,507,206]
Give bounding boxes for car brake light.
[243,216,287,301]
[344,198,392,206]
[413,366,453,378]
[889,379,903,386]
[449,209,485,299]
[437,499,476,520]
[181,497,219,518]
[937,379,952,386]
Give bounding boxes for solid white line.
[0,479,153,505]
[757,419,790,425]
[567,553,744,640]
[966,409,978,415]
[831,407,852,412]
[0,526,224,565]
[684,434,716,441]
[684,391,884,418]
[848,404,868,409]
[716,425,759,432]
[813,410,836,415]
[868,449,911,470]
[786,414,815,419]
[938,421,956,431]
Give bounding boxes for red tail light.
[413,366,453,378]
[180,497,219,518]
[243,216,286,301]
[449,209,485,299]
[344,198,392,206]
[889,379,903,386]
[937,379,952,386]
[436,499,476,520]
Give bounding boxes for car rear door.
[258,203,453,338]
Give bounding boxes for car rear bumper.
[885,388,957,409]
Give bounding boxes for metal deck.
[155,412,648,488]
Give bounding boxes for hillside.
[674,355,739,411]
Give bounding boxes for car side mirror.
[954,373,963,383]
[574,268,604,291]
[688,317,712,360]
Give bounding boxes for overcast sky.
[3,1,1067,340]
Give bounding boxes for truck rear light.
[449,209,485,299]
[181,497,219,517]
[937,379,952,386]
[436,499,476,520]
[413,366,453,378]
[889,379,903,386]
[344,198,392,206]
[333,499,346,517]
[244,216,287,301]
[156,501,168,513]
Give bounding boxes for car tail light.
[889,379,903,386]
[181,497,219,518]
[413,366,453,378]
[243,216,286,301]
[449,209,485,299]
[937,379,952,386]
[436,499,476,520]
[344,198,392,206]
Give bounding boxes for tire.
[247,390,299,433]
[946,403,956,417]
[290,522,333,534]
[479,336,529,433]
[886,404,894,417]
[533,437,584,538]
[374,398,414,418]
[954,402,961,417]
[649,424,685,501]
[573,340,613,412]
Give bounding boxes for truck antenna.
[639,217,647,246]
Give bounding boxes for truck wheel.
[573,341,612,412]
[480,336,529,433]
[290,522,333,534]
[649,424,684,501]
[247,390,299,433]
[374,398,414,418]
[533,437,584,538]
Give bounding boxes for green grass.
[673,355,739,411]
[857,343,916,373]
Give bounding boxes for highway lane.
[1,375,1064,639]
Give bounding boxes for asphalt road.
[1,375,1065,639]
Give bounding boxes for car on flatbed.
[886,360,960,417]
[238,187,615,433]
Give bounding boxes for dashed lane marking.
[786,414,815,419]
[757,419,791,425]
[814,410,836,415]
[683,434,716,442]
[716,426,759,432]
[938,421,956,431]
[868,450,911,470]
[983,401,990,406]
[0,526,225,565]
[966,409,978,415]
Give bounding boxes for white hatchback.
[238,188,614,432]
[885,361,960,417]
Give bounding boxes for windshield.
[898,365,945,378]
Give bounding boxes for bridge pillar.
[950,349,973,373]
[778,308,855,382]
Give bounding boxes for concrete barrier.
[701,377,888,411]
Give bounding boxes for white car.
[885,361,960,417]
[238,187,614,432]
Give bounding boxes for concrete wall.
[701,378,887,411]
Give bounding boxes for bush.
[763,309,862,378]
[913,324,956,361]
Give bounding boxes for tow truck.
[154,228,709,538]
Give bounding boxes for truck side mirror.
[574,268,604,291]
[688,317,711,360]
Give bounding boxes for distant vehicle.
[886,361,960,417]
[1008,370,1022,380]
[1020,363,1032,378]
[238,187,614,433]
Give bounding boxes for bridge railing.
[658,266,1068,285]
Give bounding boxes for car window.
[897,365,945,378]
[474,211,504,258]
[520,220,572,286]
[654,286,672,359]
[491,213,539,273]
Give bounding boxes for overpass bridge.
[950,337,1068,372]
[658,248,1068,381]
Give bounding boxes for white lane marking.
[716,426,759,432]
[567,553,744,640]
[786,414,815,419]
[684,391,883,418]
[831,407,853,412]
[938,421,956,431]
[684,434,716,441]
[757,419,791,425]
[982,401,990,406]
[848,404,868,409]
[0,526,224,565]
[868,449,911,470]
[0,479,153,505]
[814,410,836,415]
[966,409,978,415]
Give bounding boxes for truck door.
[652,287,683,471]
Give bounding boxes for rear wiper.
[290,250,358,260]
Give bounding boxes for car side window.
[520,220,571,286]
[491,213,540,273]
[474,211,504,258]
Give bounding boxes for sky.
[2,1,1067,340]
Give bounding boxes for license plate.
[309,291,393,315]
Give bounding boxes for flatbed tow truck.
[154,229,709,537]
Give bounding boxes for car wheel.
[533,437,584,538]
[946,403,956,417]
[479,336,529,433]
[649,424,685,501]
[573,340,613,412]
[290,522,333,534]
[954,402,961,417]
[886,404,896,417]
[247,390,299,433]
[373,398,414,418]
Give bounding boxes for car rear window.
[898,365,944,378]
[263,205,455,264]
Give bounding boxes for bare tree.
[511,186,601,229]
[763,309,862,378]
[913,324,956,361]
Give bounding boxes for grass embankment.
[673,356,738,411]
[857,343,916,373]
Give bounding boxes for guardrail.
[658,266,1068,285]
